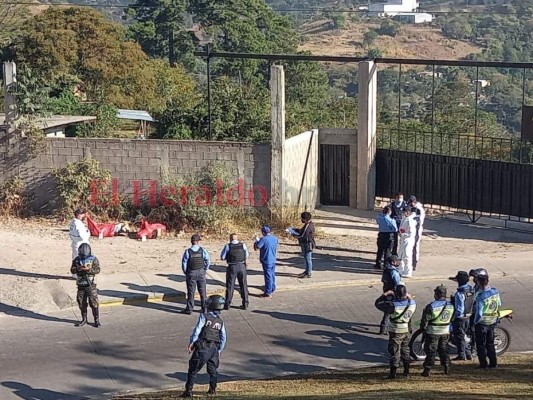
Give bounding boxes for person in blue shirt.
[253,226,279,298]
[379,255,402,335]
[473,270,502,369]
[220,233,250,310]
[374,206,398,269]
[449,270,475,361]
[179,295,227,398]
[181,234,211,315]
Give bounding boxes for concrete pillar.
[3,62,17,132]
[270,64,285,208]
[356,61,378,210]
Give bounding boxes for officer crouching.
[179,294,227,398]
[70,243,101,327]
[375,284,417,379]
[420,285,455,376]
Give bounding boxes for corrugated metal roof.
[0,114,96,129]
[116,109,156,122]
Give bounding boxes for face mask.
[398,197,404,202]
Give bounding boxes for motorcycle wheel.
[494,326,512,355]
[409,329,427,361]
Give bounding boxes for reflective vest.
[389,299,417,334]
[426,300,454,335]
[187,248,205,271]
[480,291,501,325]
[76,255,97,286]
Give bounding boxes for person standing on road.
[473,270,502,369]
[449,271,475,361]
[253,226,279,298]
[287,212,316,279]
[70,243,101,328]
[398,207,417,278]
[179,294,227,398]
[420,285,455,377]
[220,233,249,310]
[379,255,402,335]
[374,206,398,270]
[375,284,417,379]
[407,195,426,271]
[69,208,91,278]
[389,193,407,256]
[181,234,211,315]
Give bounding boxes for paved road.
[1,276,532,400]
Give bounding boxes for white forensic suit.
[69,217,91,277]
[398,213,418,278]
[412,202,426,269]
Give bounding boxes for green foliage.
[0,176,32,218]
[75,103,119,138]
[377,20,401,37]
[368,48,383,58]
[331,14,346,30]
[441,17,473,40]
[11,65,51,118]
[363,30,379,48]
[52,158,118,217]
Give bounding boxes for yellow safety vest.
[389,300,417,334]
[480,292,501,325]
[426,301,455,335]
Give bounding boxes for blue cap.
[261,226,271,234]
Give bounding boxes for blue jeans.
[262,263,276,295]
[303,251,313,275]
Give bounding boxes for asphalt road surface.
[1,276,532,400]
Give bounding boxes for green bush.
[0,176,33,218]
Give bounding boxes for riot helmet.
[206,295,225,311]
[78,243,92,258]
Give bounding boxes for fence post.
[270,64,285,213]
[357,60,378,210]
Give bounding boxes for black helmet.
[469,268,488,280]
[78,243,92,258]
[206,295,225,311]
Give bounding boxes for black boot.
[92,308,101,328]
[178,391,193,398]
[76,312,88,327]
[388,367,397,379]
[207,386,216,396]
[403,362,410,377]
[421,368,431,377]
[444,364,450,375]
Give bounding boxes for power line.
[4,1,531,16]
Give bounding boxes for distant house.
[0,114,96,137]
[368,0,419,16]
[393,12,433,24]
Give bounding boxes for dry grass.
[114,354,533,399]
[298,20,482,62]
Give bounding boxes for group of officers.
[375,193,426,278]
[377,256,503,379]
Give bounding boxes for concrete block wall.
[1,137,272,212]
[281,129,319,209]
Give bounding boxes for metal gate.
[319,144,350,206]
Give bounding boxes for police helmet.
[78,243,92,258]
[206,295,225,311]
[470,268,488,280]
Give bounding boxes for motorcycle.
[409,308,513,361]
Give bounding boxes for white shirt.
[399,215,417,238]
[413,202,426,226]
[69,218,90,243]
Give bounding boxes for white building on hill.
[368,0,419,17]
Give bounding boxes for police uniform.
[182,239,211,314]
[70,244,101,327]
[450,271,475,360]
[221,240,249,310]
[379,258,401,334]
[420,289,455,375]
[375,288,417,378]
[473,286,501,368]
[181,296,227,398]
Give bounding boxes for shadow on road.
[1,381,88,400]
[0,303,76,325]
[0,267,72,281]
[98,289,186,314]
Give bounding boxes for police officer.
[449,271,475,360]
[70,243,101,327]
[379,255,402,335]
[375,284,417,379]
[473,270,501,369]
[420,285,455,377]
[374,206,398,269]
[389,192,407,255]
[220,233,249,310]
[181,234,211,315]
[179,294,227,398]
